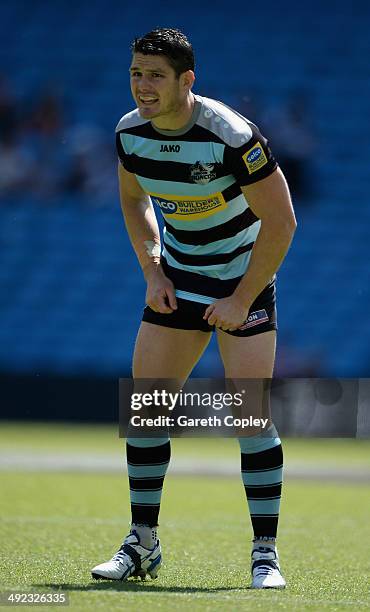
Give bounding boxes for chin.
[138,105,160,119]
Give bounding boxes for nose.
[136,74,152,90]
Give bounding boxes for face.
[130,53,192,121]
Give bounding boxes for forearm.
[121,197,163,280]
[233,220,296,306]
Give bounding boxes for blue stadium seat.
[0,0,369,376]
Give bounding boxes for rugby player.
[92,28,296,588]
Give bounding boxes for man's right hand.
[145,266,178,314]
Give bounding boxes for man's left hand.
[203,295,251,331]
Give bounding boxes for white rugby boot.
[91,526,161,581]
[250,543,286,589]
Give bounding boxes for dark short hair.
[132,28,195,78]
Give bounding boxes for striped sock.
[126,436,171,528]
[238,424,283,538]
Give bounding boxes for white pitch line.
[0,451,369,482]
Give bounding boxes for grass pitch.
[0,424,369,611]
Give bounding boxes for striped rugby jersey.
[116,94,277,304]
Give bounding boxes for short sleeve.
[223,122,277,185]
[115,131,134,172]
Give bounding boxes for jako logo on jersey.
[190,161,216,185]
[242,142,268,174]
[238,309,269,330]
[160,144,180,153]
[150,192,227,221]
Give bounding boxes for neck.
[152,93,195,131]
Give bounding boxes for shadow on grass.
[33,582,245,594]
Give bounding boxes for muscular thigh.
[217,330,276,432]
[217,329,276,378]
[133,321,211,380]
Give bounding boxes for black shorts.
[142,279,277,337]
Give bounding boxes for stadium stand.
[0,0,369,376]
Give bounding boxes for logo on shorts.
[242,142,268,174]
[238,309,269,330]
[150,192,227,221]
[190,161,216,184]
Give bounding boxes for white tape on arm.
[144,241,161,259]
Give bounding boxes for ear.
[180,70,195,91]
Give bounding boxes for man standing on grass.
[92,28,296,588]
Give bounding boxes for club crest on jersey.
[160,144,181,153]
[238,309,269,330]
[242,142,268,174]
[189,161,216,185]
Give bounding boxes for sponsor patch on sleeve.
[242,142,268,174]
